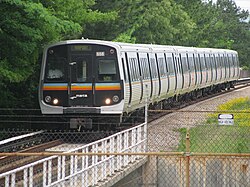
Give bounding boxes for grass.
[177,97,250,153]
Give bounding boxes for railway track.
[0,139,62,174]
[0,81,249,185]
[0,78,249,132]
[146,79,250,123]
[0,129,116,178]
[0,130,46,153]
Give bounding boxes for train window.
[98,59,117,81]
[213,54,217,69]
[210,54,215,70]
[46,57,66,81]
[199,54,206,70]
[205,54,211,71]
[149,58,158,78]
[130,59,134,81]
[188,54,195,71]
[186,54,190,71]
[135,58,140,80]
[194,54,200,72]
[137,53,142,78]
[220,55,225,68]
[231,54,235,68]
[141,59,146,79]
[133,59,138,80]
[122,58,127,82]
[163,54,169,73]
[165,53,174,75]
[216,55,221,68]
[76,60,87,82]
[158,57,167,76]
[129,57,140,81]
[140,58,150,79]
[225,54,228,67]
[228,54,233,67]
[180,54,188,73]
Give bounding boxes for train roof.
[46,39,237,54]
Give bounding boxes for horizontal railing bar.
[191,152,250,157]
[0,152,184,156]
[148,110,250,113]
[0,152,249,157]
[0,130,44,146]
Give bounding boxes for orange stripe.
[43,86,67,91]
[95,86,121,90]
[71,86,92,91]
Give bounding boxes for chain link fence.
[0,110,249,186]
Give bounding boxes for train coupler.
[70,118,93,130]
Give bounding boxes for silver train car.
[39,40,240,127]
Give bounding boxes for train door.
[156,53,168,97]
[194,53,202,87]
[180,53,189,91]
[229,54,235,79]
[174,52,183,92]
[148,53,159,99]
[215,54,222,82]
[69,54,94,107]
[224,53,230,80]
[187,53,196,89]
[205,53,212,85]
[165,53,176,95]
[199,54,207,86]
[127,52,141,105]
[121,52,131,108]
[210,53,217,83]
[228,54,234,80]
[220,54,226,81]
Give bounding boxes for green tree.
[215,0,250,68]
[0,0,82,107]
[87,0,195,45]
[176,0,250,68]
[0,0,115,107]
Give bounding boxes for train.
[39,39,240,129]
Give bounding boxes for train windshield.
[45,45,67,82]
[46,57,66,81]
[76,59,87,82]
[98,59,118,81]
[44,43,120,84]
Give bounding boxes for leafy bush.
[207,97,250,127]
[178,97,250,153]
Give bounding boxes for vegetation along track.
[147,81,250,152]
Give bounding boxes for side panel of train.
[120,47,240,114]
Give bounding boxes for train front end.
[39,40,124,128]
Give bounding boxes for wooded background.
[0,0,249,108]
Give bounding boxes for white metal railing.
[0,122,147,187]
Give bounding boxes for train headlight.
[112,95,119,103]
[105,98,111,105]
[53,98,59,105]
[45,96,51,103]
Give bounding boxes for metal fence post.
[185,128,190,187]
[145,84,148,124]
